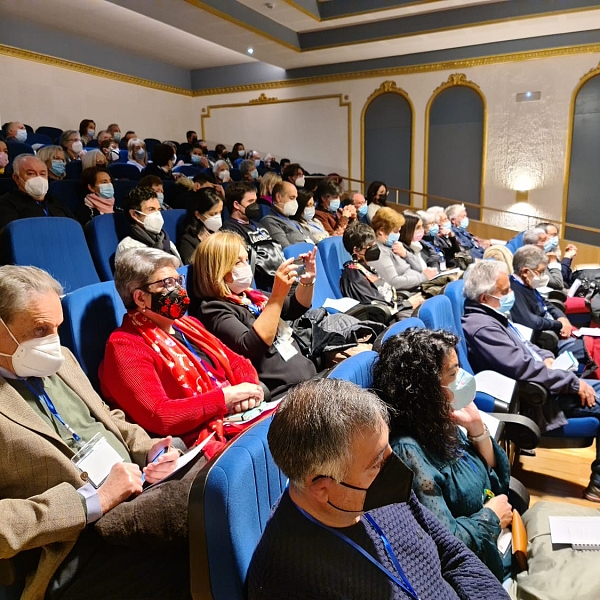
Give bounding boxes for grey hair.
[522,228,545,246]
[428,205,445,215]
[239,159,255,176]
[445,204,465,220]
[81,149,105,171]
[36,145,63,165]
[268,379,390,489]
[0,266,63,323]
[59,130,79,147]
[212,159,228,175]
[114,248,181,309]
[463,260,508,302]
[513,245,548,275]
[12,154,45,177]
[417,210,434,226]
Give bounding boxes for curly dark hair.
[373,327,461,461]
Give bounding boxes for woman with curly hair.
[373,328,512,581]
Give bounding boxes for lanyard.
[507,322,543,361]
[293,502,419,600]
[41,201,49,217]
[172,327,219,385]
[271,209,302,232]
[21,377,81,443]
[511,276,550,316]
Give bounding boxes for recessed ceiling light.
[247,47,254,55]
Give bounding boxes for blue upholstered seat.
[505,231,524,254]
[161,209,186,246]
[0,217,100,292]
[380,317,426,346]
[108,163,142,181]
[189,416,287,600]
[85,213,130,280]
[48,179,81,213]
[327,350,378,388]
[35,126,63,143]
[65,160,82,180]
[315,236,351,298]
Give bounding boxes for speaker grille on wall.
[516,92,541,102]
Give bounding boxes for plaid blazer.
[0,347,155,600]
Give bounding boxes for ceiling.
[1,0,599,74]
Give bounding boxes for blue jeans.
[557,378,600,486]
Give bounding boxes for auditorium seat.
[118,149,128,163]
[108,163,142,181]
[113,180,138,208]
[230,168,242,182]
[6,142,34,162]
[144,138,161,153]
[189,415,286,600]
[48,179,81,213]
[173,165,200,177]
[0,178,17,197]
[60,281,126,392]
[85,213,130,280]
[25,133,53,146]
[0,217,100,292]
[327,350,378,388]
[65,161,82,180]
[85,140,99,148]
[316,236,351,298]
[162,209,186,245]
[35,126,63,142]
[379,316,426,347]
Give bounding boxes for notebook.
[549,516,600,550]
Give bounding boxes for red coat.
[99,314,259,448]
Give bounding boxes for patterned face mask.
[149,286,190,320]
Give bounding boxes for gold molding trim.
[562,60,600,236]
[184,0,299,52]
[201,94,352,180]
[423,73,488,214]
[360,81,415,205]
[0,44,193,96]
[191,42,600,97]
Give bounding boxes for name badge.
[71,433,124,488]
[273,337,298,362]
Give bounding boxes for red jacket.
[99,314,259,448]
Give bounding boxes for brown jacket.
[314,208,349,236]
[0,347,155,600]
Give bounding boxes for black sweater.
[0,189,75,230]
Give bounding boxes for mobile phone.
[292,257,306,274]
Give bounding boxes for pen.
[141,445,169,484]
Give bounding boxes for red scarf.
[225,289,269,316]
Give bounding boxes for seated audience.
[229,142,246,165]
[100,247,262,449]
[352,192,369,222]
[5,121,27,144]
[282,163,306,189]
[0,264,192,598]
[193,232,317,395]
[178,187,223,264]
[374,328,511,581]
[418,210,447,269]
[59,130,84,162]
[96,130,111,144]
[483,244,514,273]
[121,130,137,149]
[116,187,180,261]
[521,227,564,290]
[36,145,66,181]
[139,174,171,209]
[212,159,231,183]
[446,204,487,259]
[290,188,329,244]
[179,130,198,156]
[365,180,388,223]
[538,221,578,286]
[261,182,312,248]
[100,138,121,164]
[77,166,114,226]
[259,171,281,203]
[314,179,353,236]
[81,148,107,171]
[142,143,176,181]
[79,118,96,146]
[214,143,232,168]
[432,208,462,267]
[401,210,439,275]
[368,208,435,293]
[221,182,285,291]
[341,222,422,318]
[0,140,8,177]
[240,159,260,183]
[0,154,74,229]
[247,378,509,600]
[127,138,148,171]
[462,260,600,501]
[107,122,121,142]
[279,157,291,172]
[187,143,209,169]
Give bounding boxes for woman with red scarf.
[192,231,317,396]
[99,247,263,456]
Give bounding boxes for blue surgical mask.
[444,368,476,410]
[544,236,558,252]
[428,224,440,236]
[157,192,165,208]
[254,159,261,167]
[50,160,66,177]
[190,154,201,164]
[489,291,515,314]
[328,198,340,212]
[250,168,259,180]
[238,150,245,157]
[385,232,400,247]
[358,204,368,217]
[98,183,114,199]
[303,207,315,221]
[459,217,469,230]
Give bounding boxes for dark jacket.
[420,237,443,269]
[509,275,564,342]
[451,226,484,259]
[178,231,200,265]
[432,233,461,268]
[196,295,316,395]
[140,163,175,181]
[260,208,311,249]
[0,189,75,230]
[340,261,395,308]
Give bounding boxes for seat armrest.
[508,476,530,515]
[517,381,548,406]
[489,412,541,450]
[547,290,568,303]
[536,330,559,351]
[546,299,566,314]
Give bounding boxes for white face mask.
[136,210,164,235]
[282,199,298,217]
[23,176,49,199]
[135,148,145,159]
[108,148,120,162]
[228,263,253,294]
[16,129,27,143]
[217,170,230,181]
[71,141,83,154]
[295,176,306,188]
[303,206,315,221]
[203,214,222,233]
[87,129,96,139]
[112,132,122,142]
[0,318,64,378]
[530,272,550,289]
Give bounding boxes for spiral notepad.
[549,516,600,550]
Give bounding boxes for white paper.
[573,327,600,338]
[551,351,579,372]
[497,528,512,554]
[511,322,533,341]
[479,411,501,440]
[322,297,360,313]
[549,516,600,547]
[567,279,582,298]
[429,267,460,282]
[474,371,516,407]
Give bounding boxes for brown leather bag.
[512,509,528,572]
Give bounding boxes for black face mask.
[325,452,414,513]
[149,286,190,320]
[243,202,261,222]
[364,244,381,262]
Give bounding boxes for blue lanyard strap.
[294,502,419,600]
[172,327,219,385]
[21,378,81,442]
[511,276,549,315]
[272,209,302,232]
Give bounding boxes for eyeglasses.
[144,275,185,291]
